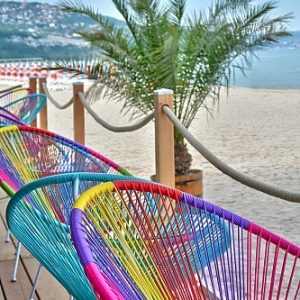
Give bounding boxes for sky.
[7,0,300,30]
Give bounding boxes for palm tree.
[60,0,291,175]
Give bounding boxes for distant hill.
[0,1,299,60]
[0,1,124,60]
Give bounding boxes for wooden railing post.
[29,77,37,93]
[38,77,48,130]
[29,77,37,127]
[154,89,175,188]
[73,82,85,144]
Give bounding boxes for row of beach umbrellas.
[0,62,90,89]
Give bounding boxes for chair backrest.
[71,180,300,300]
[6,173,137,300]
[0,87,31,105]
[0,85,22,95]
[3,93,46,124]
[0,125,131,195]
[0,107,25,127]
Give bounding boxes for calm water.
[234,47,300,89]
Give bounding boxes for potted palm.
[60,0,291,195]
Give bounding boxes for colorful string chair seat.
[71,180,300,300]
[6,173,137,300]
[2,93,46,125]
[0,125,131,283]
[0,125,131,193]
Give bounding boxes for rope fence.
[42,82,73,109]
[12,77,300,203]
[78,92,154,132]
[162,105,300,203]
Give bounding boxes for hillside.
[0,1,124,60]
[0,1,299,60]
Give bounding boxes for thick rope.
[0,85,22,94]
[163,105,300,203]
[42,79,108,110]
[42,82,73,109]
[42,80,300,202]
[78,92,154,132]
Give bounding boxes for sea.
[0,32,299,90]
[233,31,300,89]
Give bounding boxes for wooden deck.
[0,192,68,300]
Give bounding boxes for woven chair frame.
[71,180,300,300]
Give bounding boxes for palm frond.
[57,0,292,130]
[112,0,141,46]
[209,0,252,20]
[169,0,186,26]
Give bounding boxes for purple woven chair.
[71,180,300,299]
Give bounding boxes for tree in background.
[60,0,291,175]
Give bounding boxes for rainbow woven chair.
[71,180,300,299]
[6,173,136,300]
[0,125,131,282]
[2,93,46,125]
[0,125,130,191]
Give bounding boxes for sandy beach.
[43,85,300,246]
[2,83,300,245]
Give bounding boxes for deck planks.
[0,200,33,300]
[0,192,68,300]
[22,258,68,300]
[0,260,33,300]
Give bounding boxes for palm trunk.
[174,139,192,175]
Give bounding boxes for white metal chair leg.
[28,263,43,300]
[5,229,10,243]
[11,241,22,282]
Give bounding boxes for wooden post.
[38,77,48,130]
[29,77,37,127]
[73,82,85,144]
[154,89,175,188]
[29,77,37,93]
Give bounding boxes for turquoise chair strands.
[3,93,47,124]
[6,173,136,299]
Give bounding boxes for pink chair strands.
[71,180,300,300]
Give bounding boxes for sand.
[3,83,300,245]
